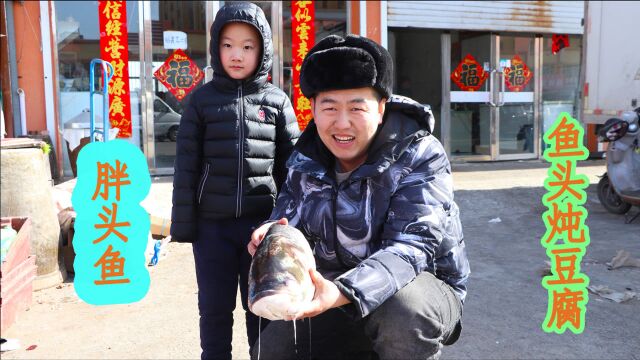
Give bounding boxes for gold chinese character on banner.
[296,1,313,7]
[102,1,123,20]
[296,95,311,113]
[109,96,126,118]
[296,23,311,41]
[105,38,124,59]
[105,19,123,36]
[294,7,312,22]
[297,41,309,60]
[108,77,127,97]
[111,58,126,78]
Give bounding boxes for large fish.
[248,224,316,321]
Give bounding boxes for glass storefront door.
[447,31,540,160]
[497,35,538,159]
[449,32,493,158]
[140,1,209,172]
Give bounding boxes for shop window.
[542,36,582,137]
[55,1,142,176]
[389,28,442,140]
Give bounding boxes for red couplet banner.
[291,1,315,131]
[98,0,132,138]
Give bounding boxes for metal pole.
[441,32,451,156]
[89,59,113,142]
[90,61,96,142]
[102,61,109,141]
[5,1,22,136]
[206,1,219,69]
[17,88,27,135]
[380,1,387,48]
[346,1,351,34]
[359,0,366,37]
[578,1,588,127]
[490,34,499,160]
[40,1,57,152]
[103,60,114,141]
[534,35,542,159]
[142,0,155,169]
[48,0,66,178]
[271,1,284,90]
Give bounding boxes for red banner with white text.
[98,0,132,138]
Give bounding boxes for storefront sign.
[98,0,132,138]
[552,34,570,54]
[451,54,488,91]
[153,49,203,101]
[291,0,315,131]
[163,31,188,50]
[503,55,533,92]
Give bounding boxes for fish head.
[248,224,316,320]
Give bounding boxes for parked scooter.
[596,108,640,223]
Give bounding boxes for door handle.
[488,69,497,107]
[498,71,506,106]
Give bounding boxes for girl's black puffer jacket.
[170,2,300,243]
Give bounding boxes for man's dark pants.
[251,271,462,360]
[193,217,268,360]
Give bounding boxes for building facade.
[1,1,585,178]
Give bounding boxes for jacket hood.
[209,2,273,92]
[291,94,435,180]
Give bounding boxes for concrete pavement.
[2,159,639,359]
[446,159,640,359]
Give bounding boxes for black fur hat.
[300,35,393,99]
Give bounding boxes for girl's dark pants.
[193,217,268,360]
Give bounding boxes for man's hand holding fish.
[283,268,351,321]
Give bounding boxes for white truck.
[581,1,640,135]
